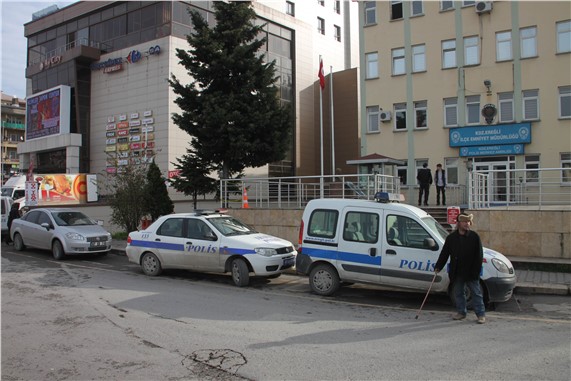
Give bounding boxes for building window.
[557,20,571,53]
[365,52,379,79]
[367,106,380,133]
[462,1,475,6]
[412,44,426,72]
[445,158,459,185]
[561,153,571,184]
[397,160,408,185]
[498,92,514,123]
[391,0,403,20]
[496,31,513,61]
[317,0,324,6]
[523,89,539,121]
[334,25,341,42]
[411,1,423,16]
[334,0,341,14]
[286,1,295,16]
[442,39,456,68]
[441,1,454,11]
[392,48,405,75]
[317,17,325,35]
[560,86,571,118]
[394,103,407,130]
[525,155,540,184]
[364,2,377,25]
[415,101,427,129]
[520,26,537,58]
[444,97,458,127]
[466,95,480,125]
[464,36,480,65]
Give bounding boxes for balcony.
[2,121,25,130]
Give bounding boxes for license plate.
[91,241,106,247]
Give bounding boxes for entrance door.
[475,162,509,203]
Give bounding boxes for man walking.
[435,163,446,206]
[416,163,432,206]
[434,213,486,324]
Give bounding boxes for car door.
[153,217,188,268]
[336,207,383,284]
[381,213,444,290]
[34,211,55,250]
[179,218,220,271]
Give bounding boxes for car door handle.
[186,242,192,245]
[369,247,377,257]
[155,238,161,241]
[385,249,397,255]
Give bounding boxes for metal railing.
[220,174,401,209]
[469,168,571,209]
[28,38,113,66]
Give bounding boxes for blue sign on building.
[449,123,531,147]
[459,144,524,157]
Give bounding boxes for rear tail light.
[127,235,132,244]
[298,220,304,252]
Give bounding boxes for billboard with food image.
[35,174,88,205]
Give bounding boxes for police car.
[126,210,296,287]
[295,197,516,305]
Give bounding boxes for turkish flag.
[318,58,325,90]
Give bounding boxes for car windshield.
[52,211,96,226]
[207,216,257,236]
[1,187,13,197]
[421,216,449,241]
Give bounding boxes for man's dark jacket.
[435,230,483,282]
[416,168,433,185]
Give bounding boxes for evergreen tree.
[169,1,292,185]
[144,161,174,220]
[169,149,217,210]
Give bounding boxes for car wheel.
[13,233,25,251]
[141,252,162,276]
[231,258,250,287]
[309,263,340,296]
[52,240,65,260]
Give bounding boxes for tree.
[169,149,217,210]
[143,161,174,220]
[169,1,292,185]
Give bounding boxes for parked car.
[126,210,297,287]
[10,208,112,260]
[296,197,516,305]
[1,196,14,241]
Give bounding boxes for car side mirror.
[424,237,438,251]
[40,222,52,231]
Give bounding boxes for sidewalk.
[111,240,571,296]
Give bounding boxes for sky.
[1,1,74,98]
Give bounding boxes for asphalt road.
[2,246,570,380]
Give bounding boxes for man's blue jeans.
[454,278,485,317]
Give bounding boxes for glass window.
[412,44,426,72]
[318,0,324,6]
[463,1,475,6]
[186,219,215,240]
[520,26,537,58]
[334,0,341,14]
[441,1,454,10]
[334,25,341,42]
[343,212,379,243]
[411,0,423,16]
[445,158,458,184]
[466,95,480,124]
[464,36,480,65]
[365,2,377,25]
[395,103,407,130]
[557,20,571,54]
[525,155,540,184]
[367,106,380,133]
[498,92,514,123]
[392,48,405,75]
[308,209,338,239]
[523,89,539,121]
[561,153,571,184]
[157,218,184,237]
[391,0,403,20]
[386,215,432,249]
[365,52,379,79]
[397,160,408,185]
[37,211,52,226]
[560,86,571,118]
[444,97,458,127]
[496,31,513,61]
[317,17,325,35]
[415,101,427,128]
[442,39,456,68]
[286,1,295,16]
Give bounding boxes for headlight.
[491,258,510,273]
[255,248,278,257]
[65,232,86,241]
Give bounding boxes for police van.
[295,196,516,304]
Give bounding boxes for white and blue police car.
[126,210,296,287]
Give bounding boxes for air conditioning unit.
[379,111,392,122]
[475,1,493,14]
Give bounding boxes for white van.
[1,175,26,200]
[296,198,516,304]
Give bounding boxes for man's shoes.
[477,316,486,324]
[452,313,466,320]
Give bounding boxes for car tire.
[13,233,25,251]
[52,240,65,260]
[231,258,250,287]
[309,263,340,296]
[141,252,162,276]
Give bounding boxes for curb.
[514,283,571,296]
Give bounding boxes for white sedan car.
[126,211,297,287]
[11,208,112,260]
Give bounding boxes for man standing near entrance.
[416,163,432,206]
[435,163,446,206]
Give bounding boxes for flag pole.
[330,65,335,177]
[319,56,324,198]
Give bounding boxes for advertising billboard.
[25,85,71,140]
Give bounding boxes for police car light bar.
[374,192,405,203]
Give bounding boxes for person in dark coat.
[5,203,21,245]
[416,163,432,206]
[435,163,446,206]
[434,212,486,324]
